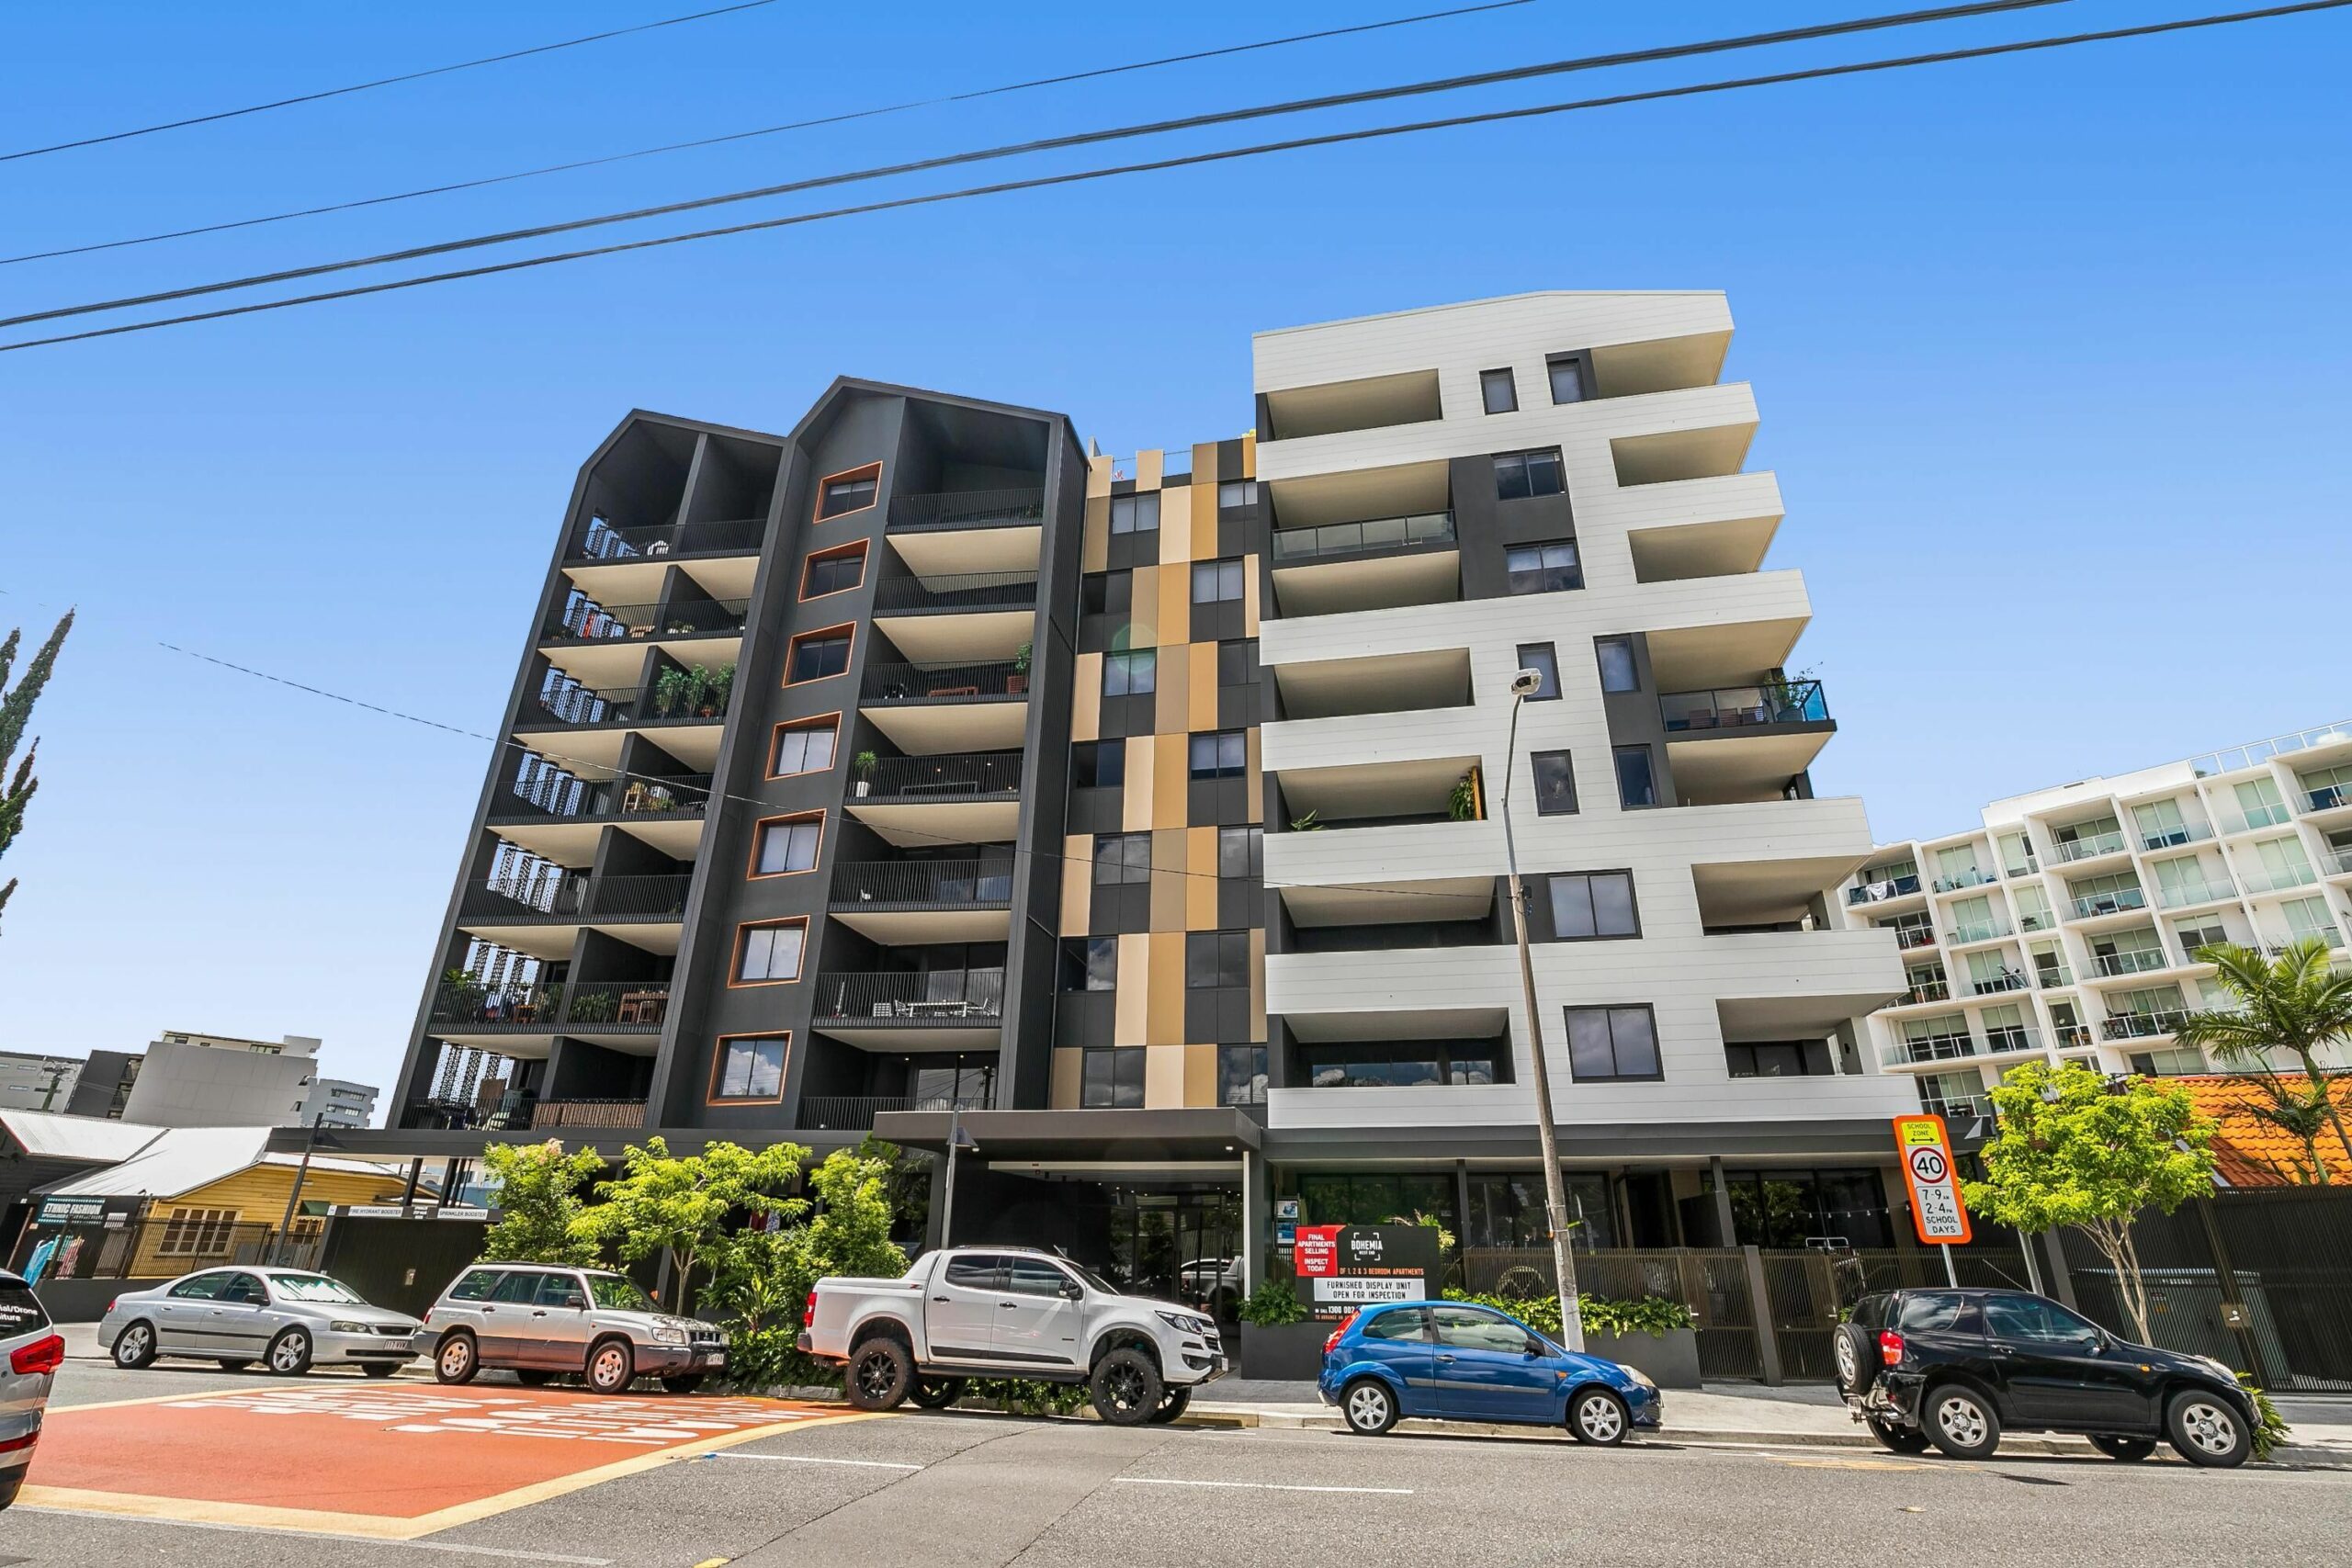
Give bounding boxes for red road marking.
[29,1384,844,1520]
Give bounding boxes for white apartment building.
[1250,291,1917,1248]
[118,1030,322,1128]
[297,1077,381,1130]
[1839,720,2352,1119]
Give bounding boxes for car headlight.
[1624,1366,1657,1391]
[651,1326,688,1346]
[1156,1310,1210,1337]
[2195,1355,2237,1382]
[329,1321,371,1334]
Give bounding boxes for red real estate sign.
[1294,1224,1341,1278]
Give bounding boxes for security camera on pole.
[1502,665,1585,1350]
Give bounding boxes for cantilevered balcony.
[1848,874,1925,907]
[2101,1010,2190,1043]
[426,978,671,1049]
[2068,886,2150,921]
[810,972,1005,1051]
[570,515,765,565]
[2236,859,2319,895]
[457,873,691,959]
[1881,1031,1976,1069]
[870,571,1037,666]
[829,858,1013,942]
[1658,680,1832,807]
[846,752,1023,847]
[1268,511,1460,618]
[2085,946,2175,980]
[488,769,711,863]
[859,660,1030,752]
[885,487,1044,577]
[2052,829,2131,866]
[516,675,732,770]
[796,1091,995,1134]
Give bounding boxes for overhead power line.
[5,1,2342,354]
[0,1,785,164]
[0,1,1537,267]
[0,0,2078,332]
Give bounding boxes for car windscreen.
[268,1273,365,1303]
[1062,1261,1117,1295]
[584,1274,657,1311]
[0,1281,50,1334]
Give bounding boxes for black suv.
[1836,1287,2256,1467]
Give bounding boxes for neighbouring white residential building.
[1838,719,2352,1119]
[297,1077,381,1130]
[117,1030,323,1129]
[0,1051,82,1113]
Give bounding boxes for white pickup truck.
[798,1246,1228,1426]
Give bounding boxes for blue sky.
[3,1,2347,1102]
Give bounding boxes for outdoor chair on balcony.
[616,991,667,1024]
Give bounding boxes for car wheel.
[1866,1416,1931,1454]
[217,1359,255,1372]
[1833,1324,1881,1397]
[1341,1377,1398,1436]
[661,1374,706,1395]
[2089,1434,2157,1462]
[435,1333,480,1385]
[1090,1348,1163,1427]
[1148,1386,1192,1425]
[1568,1388,1631,1446]
[910,1377,967,1410]
[514,1369,555,1387]
[845,1337,913,1411]
[1923,1384,2001,1460]
[113,1321,158,1370]
[266,1328,314,1376]
[2166,1391,2251,1469]
[586,1337,636,1394]
[361,1362,399,1380]
[0,1465,22,1511]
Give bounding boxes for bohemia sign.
[1291,1224,1442,1319]
[1893,1113,1973,1246]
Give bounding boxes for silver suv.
[419,1262,727,1394]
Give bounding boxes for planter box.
[1239,1320,1329,1382]
[1584,1325,1702,1389]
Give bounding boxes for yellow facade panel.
[1136,449,1163,491]
[1245,726,1262,823]
[1114,932,1152,1045]
[1185,826,1219,929]
[1155,642,1191,737]
[1131,564,1160,648]
[1159,562,1191,651]
[1051,1047,1083,1109]
[1059,833,1093,935]
[1153,739,1189,828]
[1159,481,1192,566]
[1146,931,1186,1044]
[1186,643,1218,731]
[1145,1043,1186,1109]
[1149,828,1189,930]
[1082,494,1110,573]
[1071,652,1103,742]
[1183,1043,1217,1108]
[1122,734,1157,832]
[1087,455,1115,499]
[1242,558,1260,637]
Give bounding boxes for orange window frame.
[727,917,810,988]
[746,809,827,881]
[800,539,869,602]
[813,461,882,525]
[767,712,842,779]
[783,622,856,686]
[708,1032,791,1105]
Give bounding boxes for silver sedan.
[3,1269,63,1509]
[99,1266,420,1377]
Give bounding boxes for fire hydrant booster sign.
[1291,1224,1442,1319]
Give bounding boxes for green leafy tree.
[701,1144,906,1391]
[0,611,73,929]
[479,1140,605,1266]
[575,1135,808,1311]
[2176,940,2352,1178]
[1962,1061,2217,1342]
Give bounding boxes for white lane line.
[695,1450,924,1471]
[1116,1477,1414,1495]
[12,1508,612,1563]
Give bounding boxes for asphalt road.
[11,1360,2348,1568]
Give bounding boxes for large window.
[1110,492,1160,535]
[1532,750,1577,816]
[1546,354,1589,404]
[1564,1004,1662,1082]
[801,542,866,599]
[1102,649,1156,695]
[1189,730,1247,779]
[752,813,823,876]
[1072,739,1125,789]
[786,626,853,683]
[1594,636,1638,693]
[1081,1046,1146,1108]
[711,1035,787,1102]
[1479,367,1519,414]
[1712,1167,1893,1249]
[1217,1044,1267,1106]
[1506,540,1582,594]
[769,716,839,777]
[1192,558,1245,604]
[1186,930,1250,988]
[816,465,879,520]
[1093,831,1153,886]
[1300,1041,1502,1088]
[1081,570,1132,616]
[1546,871,1638,939]
[1058,936,1118,991]
[1218,479,1260,510]
[733,919,808,985]
[1218,825,1264,878]
[157,1210,238,1258]
[1466,1172,1615,1250]
[1613,745,1658,808]
[1516,642,1561,700]
[1217,638,1260,688]
[1494,447,1566,501]
[1724,1040,1836,1078]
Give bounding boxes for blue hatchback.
[1317,1300,1661,1443]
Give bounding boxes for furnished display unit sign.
[1290,1224,1442,1320]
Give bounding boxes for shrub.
[1237,1276,1307,1326]
[1442,1288,1692,1338]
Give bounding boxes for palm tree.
[2176,940,2352,1178]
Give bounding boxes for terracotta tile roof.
[2172,1073,2352,1187]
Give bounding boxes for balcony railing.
[888,487,1046,530]
[459,874,692,922]
[871,571,1040,613]
[1887,1034,1975,1066]
[2303,782,2352,812]
[2018,908,2056,933]
[2053,1024,2095,1049]
[861,660,1028,702]
[2140,821,2214,851]
[2034,964,2075,988]
[2218,803,2294,834]
[531,1099,648,1130]
[1970,969,2029,996]
[526,680,734,727]
[1920,1095,1985,1122]
[1658,680,1828,733]
[1891,927,1939,951]
[831,859,1012,906]
[1902,978,1951,1005]
[2264,929,2346,954]
[1946,919,2012,944]
[496,772,712,821]
[2088,948,2171,978]
[572,514,765,562]
[1270,510,1454,563]
[2332,848,2352,876]
[427,979,670,1030]
[810,973,1005,1025]
[2053,830,2128,863]
[1983,1026,2042,1054]
[859,752,1023,800]
[545,598,748,642]
[1931,867,1996,893]
[795,1092,994,1133]
[2237,862,2319,894]
[1848,874,1923,905]
[2101,1010,2190,1042]
[2069,886,2149,919]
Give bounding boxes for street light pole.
[1499,677,1584,1350]
[938,1104,977,1248]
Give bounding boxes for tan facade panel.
[1154,641,1191,737]
[1245,727,1262,823]
[1130,564,1160,648]
[1144,1043,1185,1109]
[1152,733,1189,830]
[1114,932,1152,1045]
[1185,826,1219,930]
[1087,454,1115,499]
[1250,926,1268,1042]
[1182,1043,1216,1109]
[1242,558,1260,636]
[1158,562,1191,654]
[1136,448,1163,491]
[1122,734,1157,832]
[1081,494,1110,574]
[1050,1047,1083,1110]
[1158,481,1192,566]
[1148,828,1189,930]
[1185,643,1218,732]
[1058,833,1092,936]
[1145,931,1186,1044]
[1240,432,1255,476]
[1193,441,1221,488]
[1070,651,1102,742]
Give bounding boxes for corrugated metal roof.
[37,1124,271,1199]
[0,1109,165,1165]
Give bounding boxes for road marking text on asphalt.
[1116,1477,1415,1495]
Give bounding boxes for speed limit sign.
[1893,1114,1973,1246]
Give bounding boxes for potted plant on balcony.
[1289,809,1325,832]
[854,750,877,797]
[706,662,736,716]
[535,983,564,1021]
[1448,768,1481,821]
[441,968,485,1020]
[683,665,713,718]
[1763,665,1818,724]
[652,665,689,719]
[569,988,616,1023]
[1007,640,1032,695]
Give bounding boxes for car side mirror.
[1525,1338,1546,1358]
[1061,1280,1083,1301]
[564,1293,589,1311]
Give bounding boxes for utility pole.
[1500,671,1584,1350]
[937,1104,977,1248]
[270,1114,322,1265]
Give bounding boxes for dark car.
[1318,1301,1661,1444]
[1836,1287,2257,1467]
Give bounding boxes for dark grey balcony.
[531,1098,648,1130]
[1269,510,1455,564]
[570,515,764,562]
[458,874,691,924]
[796,1092,993,1134]
[492,772,712,822]
[831,859,1013,908]
[871,571,1039,615]
[522,677,734,728]
[811,974,1004,1048]
[860,660,1029,702]
[426,978,670,1032]
[887,487,1046,532]
[858,752,1023,802]
[1658,679,1829,733]
[542,597,748,644]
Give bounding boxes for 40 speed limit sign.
[1893,1114,1973,1246]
